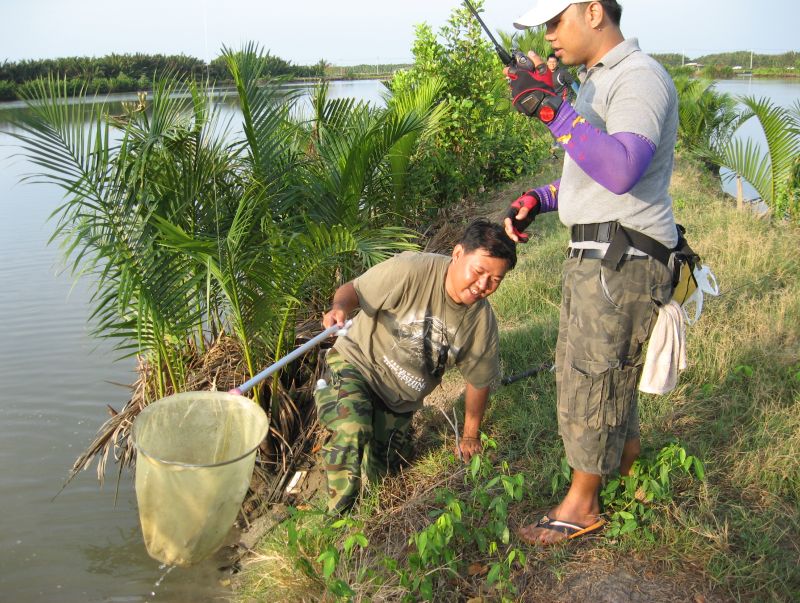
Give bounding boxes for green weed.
[600,443,706,540]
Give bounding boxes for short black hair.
[578,0,622,26]
[458,218,517,270]
[547,53,558,61]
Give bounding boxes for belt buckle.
[597,222,613,243]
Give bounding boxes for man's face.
[446,245,510,306]
[547,57,558,71]
[543,3,594,66]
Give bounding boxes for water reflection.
[82,526,152,576]
[81,526,232,602]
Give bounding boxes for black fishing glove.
[505,190,541,243]
[507,64,563,123]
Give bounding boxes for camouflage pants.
[556,253,673,475]
[315,350,414,514]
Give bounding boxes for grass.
[234,156,800,602]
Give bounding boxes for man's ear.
[452,244,464,262]
[586,1,605,28]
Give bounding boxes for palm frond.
[223,43,302,187]
[383,76,449,208]
[719,96,800,210]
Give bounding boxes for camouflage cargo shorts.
[315,350,414,514]
[556,252,672,475]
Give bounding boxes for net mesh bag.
[132,392,269,566]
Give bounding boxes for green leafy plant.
[599,442,706,540]
[389,0,547,203]
[550,455,572,496]
[274,440,527,602]
[395,435,527,601]
[285,509,368,600]
[12,43,445,479]
[718,96,800,221]
[673,76,743,171]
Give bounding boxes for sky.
[2,0,797,66]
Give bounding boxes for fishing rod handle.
[511,49,533,70]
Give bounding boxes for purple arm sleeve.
[547,102,656,194]
[528,179,560,214]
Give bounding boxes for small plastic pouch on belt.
[681,264,719,325]
[672,257,698,305]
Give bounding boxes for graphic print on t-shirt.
[382,310,449,393]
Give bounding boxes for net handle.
[229,321,351,395]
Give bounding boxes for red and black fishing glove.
[506,190,541,242]
[507,64,563,123]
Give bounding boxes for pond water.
[0,76,797,602]
[712,78,800,200]
[0,79,386,603]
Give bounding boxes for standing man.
[547,52,579,100]
[317,220,516,514]
[503,0,678,544]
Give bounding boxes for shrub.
[0,79,17,101]
[389,0,548,204]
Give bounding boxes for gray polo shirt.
[559,38,679,249]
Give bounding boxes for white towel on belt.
[639,301,687,394]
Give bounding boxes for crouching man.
[316,219,516,513]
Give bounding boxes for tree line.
[0,51,327,101]
[653,50,799,68]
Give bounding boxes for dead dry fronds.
[66,334,245,486]
[66,329,329,516]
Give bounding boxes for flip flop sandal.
[520,514,606,543]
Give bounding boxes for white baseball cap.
[513,1,574,29]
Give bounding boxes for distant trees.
[654,50,800,81]
[0,51,327,101]
[694,51,799,69]
[651,53,690,68]
[0,53,205,83]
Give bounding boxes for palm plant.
[498,27,551,61]
[13,44,447,486]
[296,77,449,231]
[14,74,222,395]
[673,76,742,171]
[717,96,800,220]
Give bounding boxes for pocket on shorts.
[599,265,622,309]
[605,363,640,427]
[564,359,639,429]
[564,359,608,429]
[650,258,674,307]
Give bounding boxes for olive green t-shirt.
[333,251,500,414]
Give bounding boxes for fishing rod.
[441,361,554,461]
[500,362,554,386]
[462,0,533,70]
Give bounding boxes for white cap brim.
[513,1,573,29]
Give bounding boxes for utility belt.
[570,222,700,300]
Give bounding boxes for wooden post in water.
[736,175,744,211]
